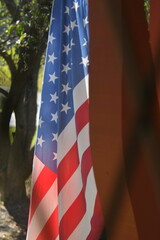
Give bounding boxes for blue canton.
[35,0,89,173]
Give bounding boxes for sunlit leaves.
[0,0,52,71]
[144,0,150,22]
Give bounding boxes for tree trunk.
[0,62,40,201]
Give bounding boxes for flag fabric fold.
[26,0,104,239]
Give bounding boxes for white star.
[39,116,44,128]
[51,112,58,122]
[62,83,71,94]
[63,44,71,55]
[48,52,57,64]
[49,72,58,84]
[65,6,70,14]
[53,152,57,161]
[70,39,75,47]
[83,16,89,27]
[83,38,88,46]
[62,63,71,74]
[70,20,78,30]
[48,33,56,44]
[63,25,70,35]
[52,133,58,142]
[72,1,80,12]
[50,93,58,103]
[80,56,89,67]
[61,102,71,114]
[37,136,45,147]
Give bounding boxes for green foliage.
[0,58,11,86]
[9,126,16,144]
[144,0,150,22]
[37,64,44,91]
[0,2,15,58]
[0,0,52,71]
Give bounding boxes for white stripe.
[57,75,89,165]
[31,155,44,188]
[68,169,97,240]
[26,179,58,240]
[57,75,91,225]
[85,169,97,219]
[57,117,76,164]
[58,120,89,166]
[77,123,90,161]
[73,75,89,112]
[58,165,82,221]
[58,124,90,221]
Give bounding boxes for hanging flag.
[26,0,104,239]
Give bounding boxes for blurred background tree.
[0,0,52,202]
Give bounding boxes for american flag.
[26,0,104,239]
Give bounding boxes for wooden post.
[89,0,160,239]
[89,1,138,239]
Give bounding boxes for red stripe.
[87,195,104,240]
[75,99,89,135]
[81,147,93,190]
[58,142,79,192]
[36,206,59,240]
[59,191,86,240]
[28,166,57,223]
[59,148,93,239]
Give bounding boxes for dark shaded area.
[99,228,107,240]
[4,198,30,240]
[0,88,9,98]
